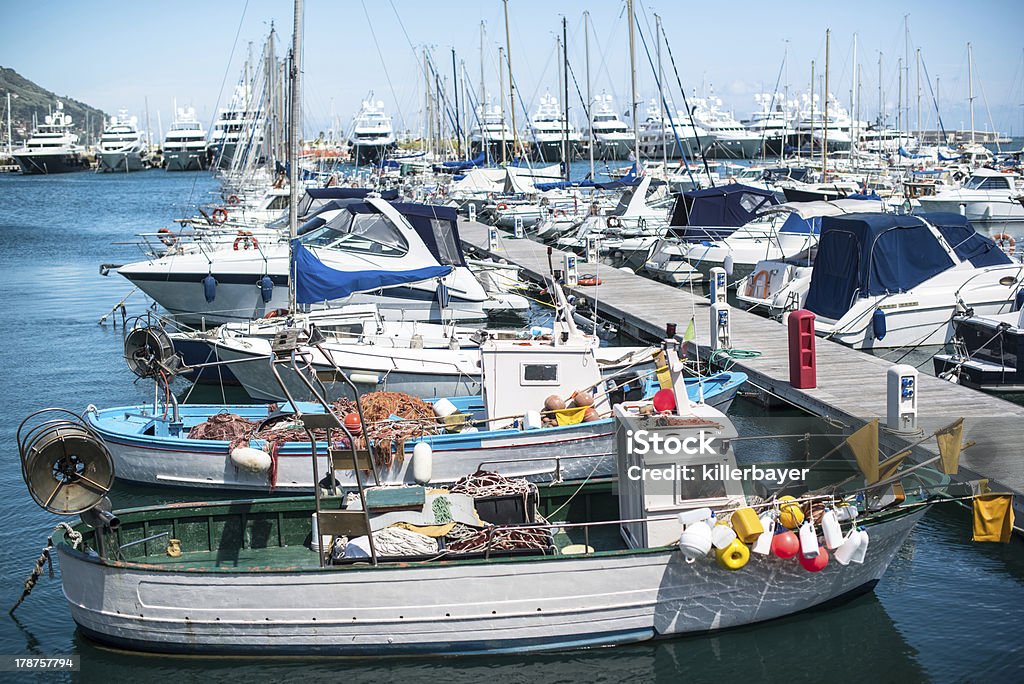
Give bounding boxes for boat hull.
[13,152,88,175]
[351,142,396,166]
[164,148,209,172]
[58,507,923,655]
[98,151,146,173]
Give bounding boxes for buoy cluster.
[678,496,870,573]
[538,390,600,428]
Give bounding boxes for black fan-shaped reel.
[124,324,178,379]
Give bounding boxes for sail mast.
[627,0,640,166]
[823,28,829,182]
[503,0,518,158]
[287,0,302,313]
[585,10,594,179]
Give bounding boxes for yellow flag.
[683,317,696,344]
[935,418,965,475]
[653,350,671,389]
[847,419,880,484]
[972,494,1014,543]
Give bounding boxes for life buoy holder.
[606,216,623,229]
[496,202,509,211]
[157,227,177,247]
[746,270,771,299]
[993,232,1016,255]
[212,207,229,224]
[227,194,241,206]
[233,230,259,251]
[578,274,602,286]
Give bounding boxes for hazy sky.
[3,0,1023,138]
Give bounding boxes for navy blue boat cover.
[804,212,1010,320]
[291,239,452,305]
[669,184,778,228]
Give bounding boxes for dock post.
[514,216,525,239]
[468,203,477,223]
[487,226,499,252]
[563,253,578,287]
[586,235,600,264]
[887,365,918,433]
[788,309,817,389]
[709,267,727,305]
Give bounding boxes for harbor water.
[1,169,1023,683]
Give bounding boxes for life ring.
[212,207,229,224]
[746,270,771,299]
[993,233,1016,255]
[263,308,289,319]
[227,194,241,206]
[157,227,177,247]
[578,274,602,286]
[554,209,567,217]
[233,230,259,251]
[496,202,509,211]
[606,216,623,229]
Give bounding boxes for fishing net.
[450,469,539,499]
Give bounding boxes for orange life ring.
[606,216,623,229]
[746,270,771,299]
[157,227,177,247]
[496,202,509,211]
[554,209,567,218]
[212,207,229,224]
[233,230,259,251]
[227,194,241,206]
[993,232,1016,255]
[263,308,289,319]
[578,274,602,286]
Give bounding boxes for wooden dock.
[462,221,1024,529]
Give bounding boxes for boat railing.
[475,452,610,484]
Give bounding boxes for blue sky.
[2,0,1022,138]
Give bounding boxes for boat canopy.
[766,198,886,235]
[667,183,778,232]
[440,150,487,170]
[291,238,452,305]
[296,187,399,218]
[804,212,1009,320]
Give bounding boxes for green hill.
[1,66,107,147]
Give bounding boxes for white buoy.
[821,508,844,549]
[850,529,870,564]
[230,447,272,473]
[412,442,433,484]
[349,372,380,385]
[678,520,713,561]
[432,397,458,417]
[798,519,819,558]
[833,528,862,566]
[751,513,776,555]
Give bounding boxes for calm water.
[0,169,1022,683]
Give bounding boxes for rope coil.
[10,523,82,615]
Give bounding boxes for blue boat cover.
[305,187,399,200]
[804,212,1004,320]
[898,146,928,159]
[778,213,822,235]
[668,183,778,234]
[930,212,1012,268]
[291,239,452,305]
[441,151,487,169]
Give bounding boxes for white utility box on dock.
[887,364,918,433]
[563,253,578,287]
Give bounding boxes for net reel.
[17,409,115,516]
[124,319,180,379]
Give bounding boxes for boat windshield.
[963,175,1010,191]
[300,210,408,257]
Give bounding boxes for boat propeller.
[124,321,180,379]
[16,409,115,516]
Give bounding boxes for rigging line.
[361,0,407,134]
[654,19,713,187]
[919,57,948,142]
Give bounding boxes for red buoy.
[652,388,677,413]
[799,546,829,572]
[771,530,800,559]
[343,412,362,435]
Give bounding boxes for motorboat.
[803,212,1022,349]
[468,102,514,161]
[933,309,1024,392]
[348,99,396,166]
[11,101,87,174]
[209,84,264,169]
[636,99,712,160]
[586,93,633,160]
[526,92,581,163]
[690,95,763,159]
[916,168,1024,223]
[163,106,210,171]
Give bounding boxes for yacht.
[117,197,489,325]
[859,125,918,155]
[743,93,794,157]
[526,92,581,163]
[97,110,148,172]
[162,106,209,171]
[347,99,396,166]
[586,93,633,160]
[209,84,265,169]
[468,101,513,161]
[917,168,1024,222]
[11,101,87,174]
[788,93,857,153]
[689,94,762,159]
[636,99,712,161]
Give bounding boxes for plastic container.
[850,529,870,564]
[798,520,819,558]
[677,508,713,527]
[679,521,713,561]
[432,397,458,418]
[835,504,859,522]
[751,513,776,555]
[523,410,543,430]
[820,508,844,549]
[833,528,861,566]
[711,523,737,550]
[730,507,764,543]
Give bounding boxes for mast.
[851,33,858,151]
[585,10,593,179]
[479,21,487,156]
[499,46,507,164]
[916,48,921,143]
[287,0,303,312]
[265,26,277,171]
[451,48,462,159]
[562,16,570,181]
[657,13,666,169]
[903,15,909,144]
[878,52,883,126]
[822,28,829,181]
[897,57,902,149]
[423,49,431,157]
[502,0,518,158]
[968,42,975,144]
[809,60,814,157]
[627,0,640,166]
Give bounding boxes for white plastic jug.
[711,523,737,550]
[751,513,776,555]
[833,528,862,566]
[821,508,844,549]
[677,508,713,527]
[850,529,870,564]
[835,504,859,522]
[798,520,819,558]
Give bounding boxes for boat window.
[267,196,289,210]
[674,464,729,502]
[738,192,770,213]
[521,363,559,385]
[429,218,463,266]
[964,175,1010,190]
[300,211,408,257]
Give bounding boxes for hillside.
[1,66,106,146]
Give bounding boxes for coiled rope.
[10,523,83,615]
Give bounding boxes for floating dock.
[462,221,1024,530]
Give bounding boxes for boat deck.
[460,220,1024,531]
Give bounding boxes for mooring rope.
[10,523,83,615]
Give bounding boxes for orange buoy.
[771,530,800,559]
[799,546,829,572]
[343,412,362,435]
[652,388,676,413]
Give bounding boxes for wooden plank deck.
[462,221,1024,528]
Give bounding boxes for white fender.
[230,446,272,473]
